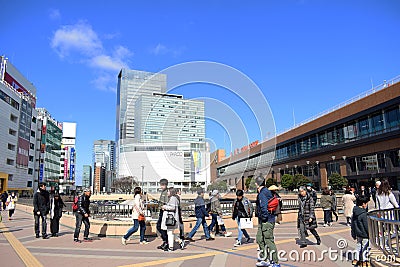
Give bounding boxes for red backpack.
[268,196,279,213]
[72,196,79,212]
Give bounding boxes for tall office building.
[93,140,115,192]
[0,56,39,195]
[116,69,166,142]
[36,108,63,191]
[93,162,106,193]
[60,122,77,194]
[82,165,92,188]
[116,69,210,193]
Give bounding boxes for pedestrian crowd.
[2,177,399,267]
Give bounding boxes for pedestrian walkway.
[1,206,358,267]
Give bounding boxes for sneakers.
[300,244,307,248]
[323,224,327,227]
[328,223,333,226]
[84,237,93,241]
[210,233,215,239]
[234,240,241,247]
[224,231,232,237]
[140,240,149,245]
[206,237,215,241]
[35,234,40,238]
[42,235,49,239]
[256,260,270,266]
[74,238,81,243]
[121,237,127,245]
[352,260,359,266]
[245,237,251,243]
[179,240,185,249]
[316,238,321,245]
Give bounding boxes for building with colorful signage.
[36,108,63,191]
[0,56,39,195]
[93,140,115,192]
[60,122,77,194]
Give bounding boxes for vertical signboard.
[69,147,75,180]
[39,163,44,182]
[64,147,68,179]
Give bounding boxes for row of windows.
[275,106,400,161]
[0,88,20,110]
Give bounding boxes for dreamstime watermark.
[256,239,382,263]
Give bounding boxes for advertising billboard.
[39,163,44,182]
[69,147,75,180]
[16,137,29,167]
[64,147,68,179]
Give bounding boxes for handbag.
[165,213,176,226]
[138,214,146,222]
[239,218,254,229]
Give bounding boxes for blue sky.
[1,0,400,185]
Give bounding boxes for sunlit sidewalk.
[1,206,359,267]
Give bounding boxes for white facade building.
[60,122,77,194]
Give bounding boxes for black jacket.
[298,193,317,230]
[351,206,369,239]
[77,194,91,215]
[33,190,50,215]
[50,196,66,218]
[194,196,208,218]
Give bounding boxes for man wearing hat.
[156,179,169,250]
[306,183,317,204]
[186,188,214,242]
[255,176,280,267]
[73,188,92,242]
[208,190,232,238]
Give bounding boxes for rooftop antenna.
[292,108,296,127]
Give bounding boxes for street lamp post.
[141,165,145,192]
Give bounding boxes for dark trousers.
[34,213,47,236]
[9,209,15,218]
[208,214,226,232]
[298,219,320,245]
[323,210,332,224]
[50,216,61,234]
[156,210,168,242]
[74,213,90,239]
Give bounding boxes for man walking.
[186,188,214,242]
[74,188,92,242]
[156,179,169,250]
[255,176,280,267]
[33,183,50,239]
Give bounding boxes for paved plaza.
[1,206,360,267]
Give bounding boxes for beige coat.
[342,193,356,217]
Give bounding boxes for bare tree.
[113,176,138,193]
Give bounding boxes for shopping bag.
[239,218,253,229]
[217,216,224,225]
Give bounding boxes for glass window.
[385,107,400,129]
[344,123,358,142]
[389,150,400,167]
[334,127,345,144]
[358,118,370,136]
[326,129,335,145]
[310,135,318,150]
[371,113,384,133]
[318,132,327,147]
[356,157,366,171]
[377,153,386,169]
[348,158,357,172]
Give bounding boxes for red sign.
[16,137,29,167]
[4,72,36,107]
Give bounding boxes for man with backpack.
[33,182,50,239]
[255,176,280,267]
[73,188,92,242]
[232,189,253,246]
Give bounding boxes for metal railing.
[277,75,400,136]
[368,208,400,263]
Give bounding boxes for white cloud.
[150,43,184,57]
[51,21,102,58]
[49,8,61,20]
[50,21,133,92]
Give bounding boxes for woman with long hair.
[342,190,356,226]
[161,187,180,251]
[121,187,147,245]
[376,180,399,210]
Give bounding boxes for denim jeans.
[124,219,146,242]
[236,218,250,241]
[209,214,226,232]
[355,237,369,261]
[34,213,47,236]
[74,212,90,239]
[188,217,210,239]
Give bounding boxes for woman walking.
[161,187,180,251]
[6,192,18,220]
[320,188,333,227]
[121,187,147,245]
[376,180,399,210]
[50,193,66,236]
[342,190,356,226]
